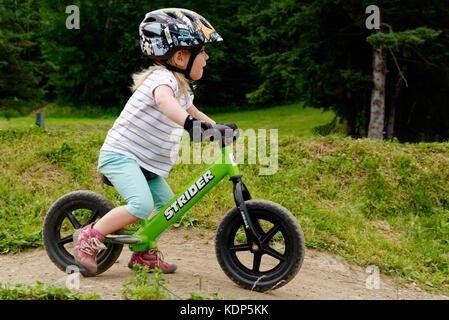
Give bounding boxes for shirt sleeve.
[144,69,178,99]
[184,93,194,110]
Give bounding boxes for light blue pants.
[98,150,174,220]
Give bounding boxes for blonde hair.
[130,58,193,100]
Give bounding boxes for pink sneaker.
[128,248,177,274]
[73,223,106,275]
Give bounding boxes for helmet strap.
[183,47,202,80]
[159,47,202,93]
[164,63,188,76]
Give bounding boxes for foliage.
[35,0,259,109]
[241,0,303,105]
[187,277,222,300]
[2,0,449,140]
[0,281,100,300]
[0,0,51,115]
[366,27,442,52]
[173,213,199,229]
[243,0,449,141]
[122,264,223,300]
[243,0,373,136]
[122,265,173,300]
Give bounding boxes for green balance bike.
[43,130,305,292]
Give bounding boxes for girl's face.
[189,47,209,80]
[172,47,209,80]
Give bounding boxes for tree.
[244,0,449,141]
[366,26,443,140]
[243,0,375,135]
[0,0,49,114]
[367,32,387,140]
[38,0,259,109]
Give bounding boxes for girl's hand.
[216,122,238,131]
[184,116,239,143]
[183,115,212,142]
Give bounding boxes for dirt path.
[0,228,447,300]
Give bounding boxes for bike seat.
[101,167,158,187]
[101,174,114,186]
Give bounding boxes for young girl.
[73,8,234,275]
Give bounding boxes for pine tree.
[0,0,49,115]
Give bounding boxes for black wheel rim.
[52,201,115,266]
[226,209,292,278]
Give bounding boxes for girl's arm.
[154,85,190,126]
[154,85,216,142]
[186,104,216,125]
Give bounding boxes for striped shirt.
[101,68,193,177]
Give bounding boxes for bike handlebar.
[203,124,239,147]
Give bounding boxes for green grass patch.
[1,103,449,295]
[42,103,121,119]
[211,103,336,137]
[0,281,100,300]
[122,265,222,300]
[122,265,174,300]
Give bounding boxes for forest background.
[1,0,449,142]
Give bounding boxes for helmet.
[139,8,223,60]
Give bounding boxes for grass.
[122,265,174,300]
[1,102,449,295]
[122,265,222,300]
[211,103,336,137]
[0,281,100,300]
[0,266,219,300]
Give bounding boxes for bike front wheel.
[42,190,123,277]
[215,199,305,292]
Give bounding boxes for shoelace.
[79,237,106,256]
[147,248,165,266]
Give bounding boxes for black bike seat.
[101,167,158,187]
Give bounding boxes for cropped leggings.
[98,150,174,220]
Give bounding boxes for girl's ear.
[172,51,181,64]
[172,50,190,68]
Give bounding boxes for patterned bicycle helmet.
[139,8,223,60]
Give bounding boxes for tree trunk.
[368,45,388,139]
[387,65,407,140]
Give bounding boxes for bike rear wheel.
[42,190,123,277]
[215,199,305,292]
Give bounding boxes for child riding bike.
[73,8,237,275]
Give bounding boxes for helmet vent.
[144,17,156,23]
[165,12,178,20]
[184,14,195,22]
[200,18,212,29]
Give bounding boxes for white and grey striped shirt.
[101,68,193,177]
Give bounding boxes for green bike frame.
[126,144,246,252]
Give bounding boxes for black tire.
[42,190,123,277]
[215,199,305,292]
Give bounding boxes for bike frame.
[116,143,252,252]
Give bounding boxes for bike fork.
[229,175,262,248]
